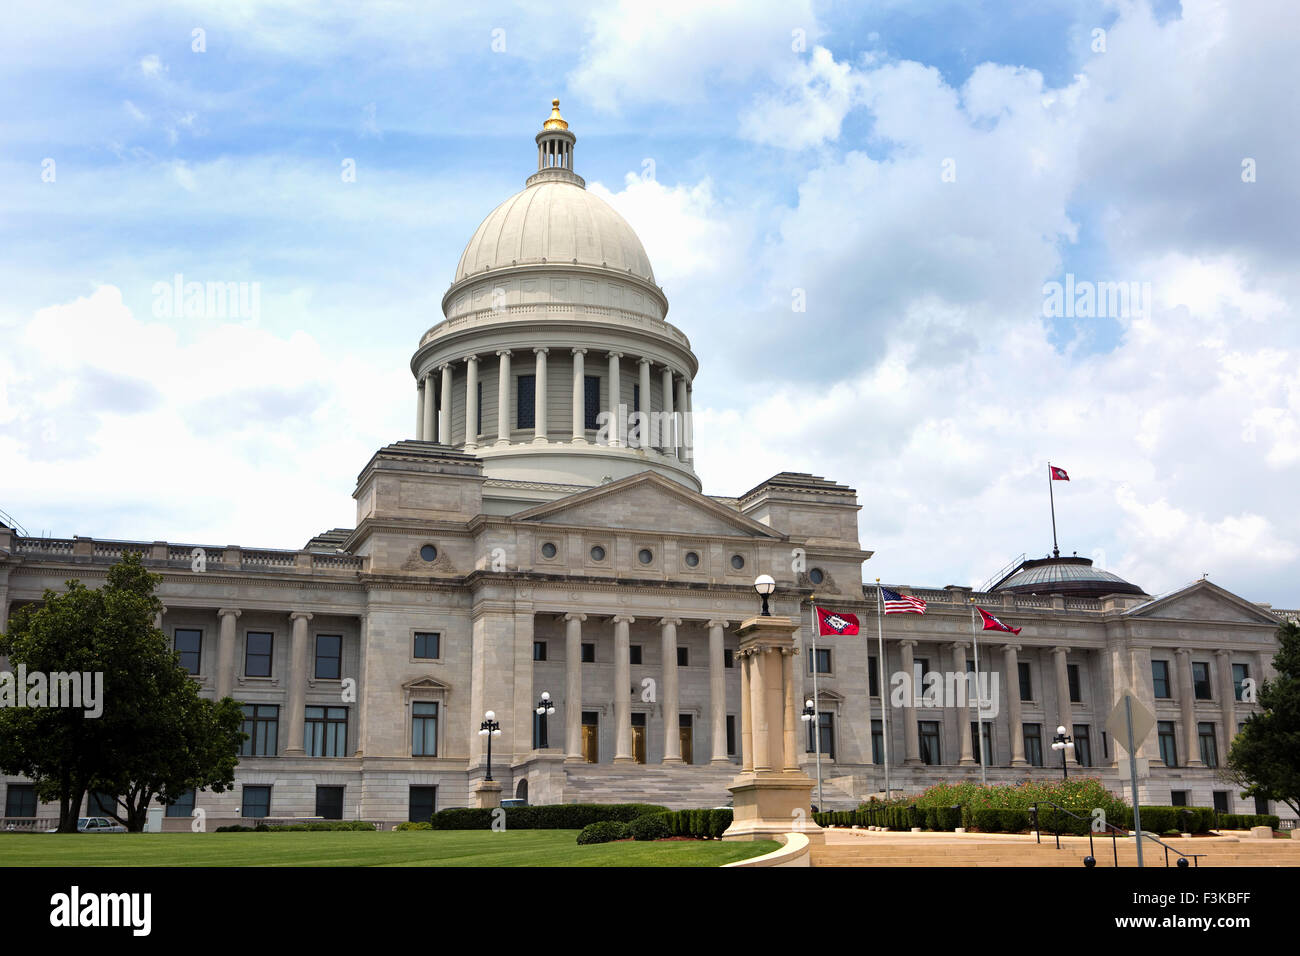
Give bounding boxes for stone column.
[675,375,688,461]
[438,364,453,444]
[422,373,436,443]
[284,611,313,755]
[495,350,511,445]
[533,348,548,443]
[415,381,425,440]
[612,615,634,763]
[660,618,683,763]
[1053,646,1073,742]
[216,608,240,699]
[464,355,479,448]
[564,613,585,761]
[1003,643,1027,765]
[1216,648,1236,760]
[571,348,587,443]
[155,605,167,632]
[1174,648,1201,766]
[637,358,652,449]
[749,647,770,771]
[606,351,622,446]
[661,366,675,456]
[782,647,799,772]
[899,639,922,765]
[681,380,693,462]
[708,620,729,764]
[952,642,976,765]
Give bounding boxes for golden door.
[679,725,693,765]
[631,724,647,764]
[582,722,598,763]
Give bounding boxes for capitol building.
[1,102,1294,828]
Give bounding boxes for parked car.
[499,799,528,808]
[45,816,127,833]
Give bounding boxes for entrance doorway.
[631,713,647,764]
[679,714,693,764]
[581,711,599,763]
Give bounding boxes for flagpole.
[808,597,824,811]
[876,579,891,800]
[969,600,987,786]
[1048,461,1060,558]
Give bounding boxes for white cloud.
[739,46,861,149]
[139,54,165,76]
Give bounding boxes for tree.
[1225,620,1300,819]
[0,554,245,831]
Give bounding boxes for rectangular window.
[1018,662,1033,701]
[633,382,640,413]
[918,721,941,765]
[677,646,689,667]
[516,373,536,429]
[808,647,831,675]
[315,786,344,821]
[970,721,992,765]
[868,656,879,697]
[412,702,438,756]
[315,634,342,680]
[1073,724,1092,767]
[1212,791,1229,814]
[87,791,116,816]
[1232,663,1249,701]
[245,631,273,677]
[174,628,202,675]
[583,375,600,430]
[476,380,483,437]
[726,715,736,756]
[1151,660,1171,699]
[413,632,440,659]
[305,706,348,757]
[1198,721,1218,768]
[724,649,733,669]
[1102,730,1108,759]
[240,704,279,756]
[1024,723,1043,767]
[1255,795,1270,816]
[629,644,642,665]
[1193,661,1212,700]
[1158,720,1178,767]
[581,642,595,663]
[409,786,437,824]
[241,786,271,819]
[913,657,929,692]
[165,789,196,818]
[1170,790,1188,807]
[1067,663,1082,703]
[872,719,884,765]
[5,784,36,817]
[533,641,547,662]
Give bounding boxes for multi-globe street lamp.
[1051,725,1074,780]
[535,691,555,749]
[478,710,502,781]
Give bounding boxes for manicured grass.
[0,830,780,867]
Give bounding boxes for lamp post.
[478,710,502,781]
[754,574,775,617]
[800,697,823,811]
[535,692,555,749]
[1051,725,1074,781]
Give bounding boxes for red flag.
[815,606,860,636]
[1049,465,1069,481]
[977,606,1022,635]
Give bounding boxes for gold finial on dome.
[543,98,568,130]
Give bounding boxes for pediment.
[402,675,451,693]
[1124,580,1281,626]
[511,472,784,539]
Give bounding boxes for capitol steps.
[561,764,861,811]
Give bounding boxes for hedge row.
[393,821,432,831]
[430,803,669,830]
[1207,812,1280,832]
[660,808,732,839]
[214,820,377,832]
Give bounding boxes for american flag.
[880,587,927,615]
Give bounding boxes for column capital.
[562,612,587,623]
[949,641,970,651]
[533,346,549,355]
[290,611,314,623]
[1002,642,1022,654]
[218,607,242,619]
[464,353,478,365]
[438,362,452,371]
[606,350,624,359]
[898,638,918,649]
[706,619,730,629]
[638,356,652,366]
[496,348,512,357]
[1213,648,1232,658]
[571,347,587,356]
[659,617,683,628]
[1052,645,1071,655]
[611,614,635,624]
[1174,645,1191,657]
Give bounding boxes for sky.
[1,0,1298,607]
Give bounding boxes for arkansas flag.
[976,606,1022,635]
[1049,465,1069,481]
[815,606,860,636]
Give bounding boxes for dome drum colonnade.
[410,100,699,491]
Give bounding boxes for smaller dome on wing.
[991,556,1145,599]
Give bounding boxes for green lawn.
[0,830,780,867]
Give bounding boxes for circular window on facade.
[809,567,825,585]
[684,551,700,568]
[638,548,653,565]
[730,554,745,570]
[420,544,438,562]
[590,545,606,562]
[541,542,557,559]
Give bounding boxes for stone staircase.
[562,763,860,810]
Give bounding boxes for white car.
[45,816,127,833]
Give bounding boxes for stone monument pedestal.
[472,779,502,809]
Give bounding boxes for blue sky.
[3,0,1299,607]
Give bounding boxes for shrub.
[709,808,732,839]
[262,820,377,832]
[393,821,432,831]
[657,809,732,839]
[431,803,669,831]
[576,821,629,845]
[214,824,253,832]
[628,813,671,841]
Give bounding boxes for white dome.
[455,180,655,285]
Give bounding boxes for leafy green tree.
[1225,620,1300,819]
[0,554,245,831]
